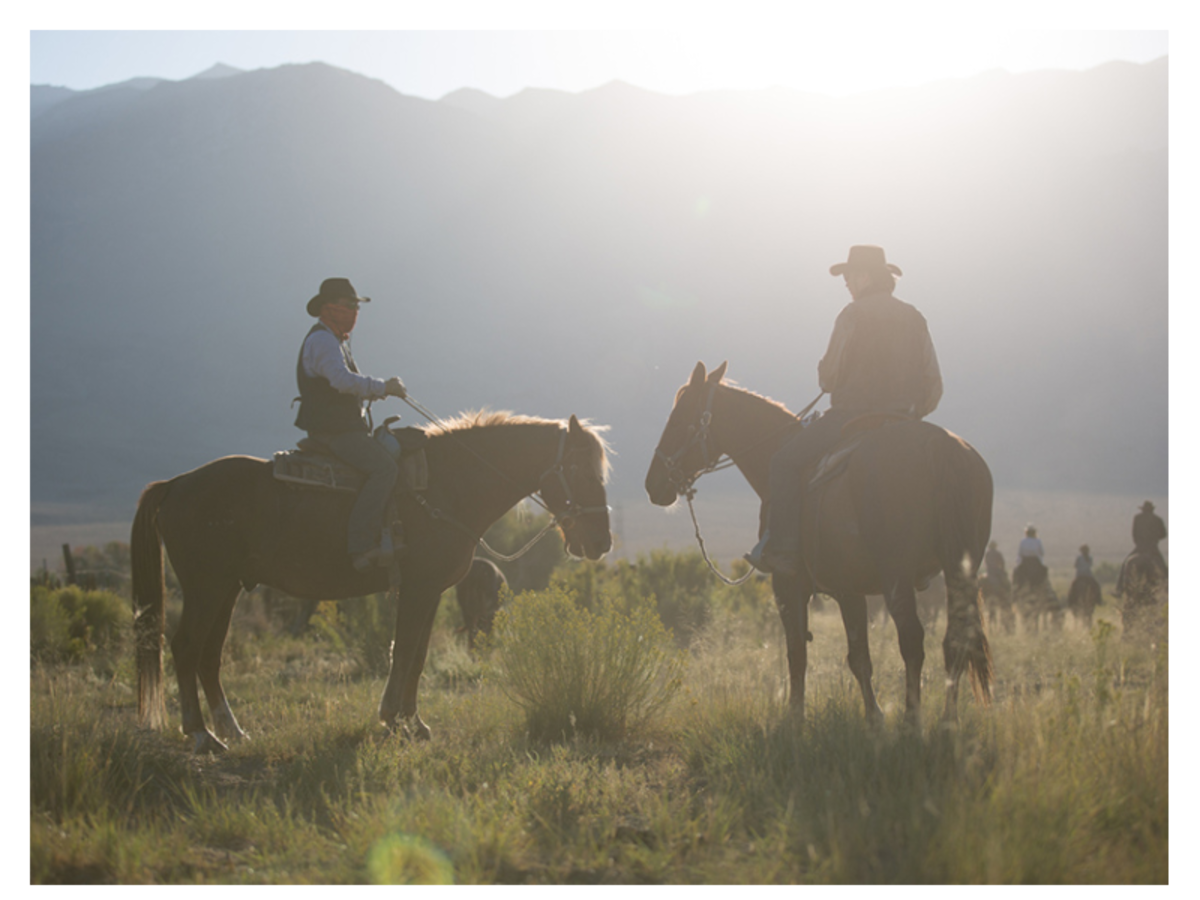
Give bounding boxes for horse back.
[802,420,991,591]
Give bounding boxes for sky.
[29,27,1169,101]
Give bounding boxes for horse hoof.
[191,730,228,754]
[403,718,432,742]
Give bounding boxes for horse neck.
[710,385,798,500]
[433,421,562,532]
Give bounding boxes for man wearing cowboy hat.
[1116,500,1167,595]
[296,277,408,572]
[747,245,942,577]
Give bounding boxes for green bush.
[483,585,685,742]
[551,550,771,646]
[31,585,130,663]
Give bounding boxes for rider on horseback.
[1115,500,1167,596]
[295,278,408,572]
[1013,524,1048,588]
[746,245,943,577]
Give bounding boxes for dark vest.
[294,324,369,434]
[831,295,931,414]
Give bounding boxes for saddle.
[272,424,430,494]
[806,411,912,489]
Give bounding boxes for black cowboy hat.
[1140,500,1156,512]
[307,277,372,317]
[829,245,903,277]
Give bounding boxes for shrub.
[31,585,130,663]
[484,585,685,742]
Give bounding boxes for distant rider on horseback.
[1115,500,1167,596]
[295,277,408,572]
[1013,525,1048,589]
[746,245,943,577]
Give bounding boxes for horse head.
[540,414,613,560]
[644,360,727,506]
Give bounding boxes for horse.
[132,412,612,752]
[644,361,993,723]
[1012,556,1063,633]
[1066,574,1102,630]
[454,557,508,652]
[1119,549,1167,639]
[979,572,1015,634]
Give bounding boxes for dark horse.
[644,362,993,722]
[132,412,612,752]
[1067,574,1102,630]
[455,557,508,653]
[1119,549,1167,638]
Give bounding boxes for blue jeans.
[316,431,399,555]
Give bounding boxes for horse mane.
[713,378,797,421]
[422,408,612,483]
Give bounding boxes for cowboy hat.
[1140,500,1156,512]
[307,277,372,317]
[829,245,903,277]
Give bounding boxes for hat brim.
[830,262,903,276]
[307,294,371,317]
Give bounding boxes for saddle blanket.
[273,429,429,493]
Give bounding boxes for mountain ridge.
[30,59,1168,521]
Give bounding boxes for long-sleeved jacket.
[1132,511,1167,551]
[817,290,943,418]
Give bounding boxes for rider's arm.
[817,306,856,393]
[913,326,943,419]
[302,328,387,400]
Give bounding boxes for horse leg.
[941,565,994,722]
[379,585,439,739]
[197,585,250,745]
[836,592,883,723]
[170,572,235,754]
[773,573,810,716]
[884,579,925,722]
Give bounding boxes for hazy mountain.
[30,58,1168,523]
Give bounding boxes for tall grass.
[30,560,1167,884]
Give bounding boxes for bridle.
[652,380,737,500]
[536,426,611,529]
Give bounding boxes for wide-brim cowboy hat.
[307,277,372,317]
[830,244,903,277]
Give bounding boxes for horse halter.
[538,426,610,528]
[653,380,729,498]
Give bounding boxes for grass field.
[30,570,1167,884]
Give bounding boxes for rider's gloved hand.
[385,377,407,399]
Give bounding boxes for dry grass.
[30,572,1167,884]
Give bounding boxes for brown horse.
[132,412,611,752]
[644,362,993,722]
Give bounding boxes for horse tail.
[131,479,172,729]
[933,432,994,704]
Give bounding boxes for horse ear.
[708,361,728,384]
[689,361,707,388]
[568,414,584,435]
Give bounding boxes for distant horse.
[132,413,611,752]
[980,572,1015,635]
[455,557,508,652]
[1012,557,1063,633]
[644,362,993,722]
[1119,549,1167,639]
[1066,574,1102,630]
